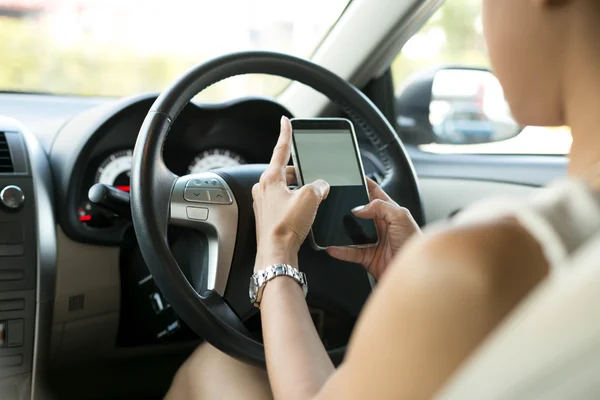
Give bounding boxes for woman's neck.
[569,120,600,177]
[564,45,600,177]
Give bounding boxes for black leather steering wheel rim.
[131,51,423,366]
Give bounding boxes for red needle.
[79,215,92,222]
[115,185,130,192]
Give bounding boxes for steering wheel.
[130,51,423,366]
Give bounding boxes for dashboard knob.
[0,185,25,211]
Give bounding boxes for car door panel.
[419,177,540,224]
[409,149,568,187]
[407,149,568,224]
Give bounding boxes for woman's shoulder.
[447,176,600,273]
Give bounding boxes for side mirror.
[395,67,522,145]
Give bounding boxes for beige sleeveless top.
[437,175,600,399]
[452,176,600,274]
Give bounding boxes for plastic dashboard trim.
[0,116,57,398]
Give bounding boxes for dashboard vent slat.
[68,294,85,312]
[0,133,14,173]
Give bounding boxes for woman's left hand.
[252,116,330,272]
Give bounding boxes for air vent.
[0,133,14,173]
[68,294,85,312]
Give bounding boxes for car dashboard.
[0,92,387,397]
[52,95,290,245]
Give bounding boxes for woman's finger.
[285,166,297,186]
[352,199,407,225]
[327,246,365,265]
[269,116,293,169]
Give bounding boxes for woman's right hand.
[327,178,420,280]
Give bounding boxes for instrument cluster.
[64,96,289,243]
[79,147,247,228]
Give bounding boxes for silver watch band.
[249,264,307,308]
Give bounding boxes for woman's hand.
[327,179,420,280]
[252,116,330,272]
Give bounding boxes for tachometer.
[95,149,133,191]
[188,148,245,173]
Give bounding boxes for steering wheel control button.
[188,178,225,189]
[184,188,211,203]
[183,186,232,205]
[0,186,24,211]
[207,189,232,204]
[186,207,209,221]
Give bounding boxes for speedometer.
[95,149,133,191]
[188,148,245,174]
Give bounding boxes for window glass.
[391,0,571,155]
[0,0,349,101]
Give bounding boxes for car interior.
[0,0,578,399]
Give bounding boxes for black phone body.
[290,118,379,250]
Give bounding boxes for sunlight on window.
[401,28,446,60]
[420,126,572,155]
[0,0,349,100]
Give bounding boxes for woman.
[167,0,600,398]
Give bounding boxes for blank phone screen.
[293,128,378,248]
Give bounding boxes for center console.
[0,118,56,400]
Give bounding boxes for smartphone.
[290,118,379,250]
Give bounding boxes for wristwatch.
[249,264,307,308]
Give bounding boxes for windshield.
[0,0,349,100]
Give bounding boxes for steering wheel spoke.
[170,172,239,296]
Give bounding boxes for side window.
[391,0,572,155]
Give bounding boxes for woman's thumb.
[352,199,395,220]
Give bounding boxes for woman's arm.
[258,217,548,399]
[254,118,419,398]
[252,117,334,399]
[254,117,549,399]
[315,219,549,399]
[260,278,334,399]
